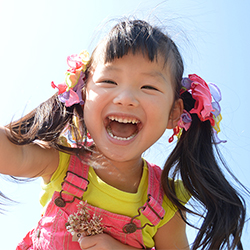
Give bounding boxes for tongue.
[109,121,137,138]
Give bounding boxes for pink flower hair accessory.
[184,74,215,125]
[170,74,226,144]
[178,110,192,131]
[51,50,90,107]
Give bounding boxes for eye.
[96,79,117,87]
[102,80,117,85]
[141,85,159,91]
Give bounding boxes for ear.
[166,98,183,129]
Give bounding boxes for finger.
[78,235,97,249]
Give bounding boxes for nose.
[113,89,139,107]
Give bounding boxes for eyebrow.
[141,71,167,83]
[103,65,168,83]
[103,65,122,72]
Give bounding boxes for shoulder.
[154,211,190,249]
[40,151,71,207]
[146,160,190,204]
[159,180,191,226]
[147,161,191,228]
[145,162,190,249]
[43,151,71,184]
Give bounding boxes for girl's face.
[84,52,181,165]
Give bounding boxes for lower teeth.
[107,127,137,141]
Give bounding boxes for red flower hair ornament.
[169,74,226,144]
[51,51,89,107]
[51,51,94,148]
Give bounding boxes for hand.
[78,233,137,250]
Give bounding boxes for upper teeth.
[108,116,139,124]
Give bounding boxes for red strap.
[67,155,89,178]
[146,161,164,204]
[142,162,165,225]
[61,155,89,198]
[141,195,165,226]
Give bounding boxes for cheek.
[84,88,100,118]
[83,104,99,142]
[149,97,172,118]
[83,92,96,129]
[83,90,104,136]
[85,88,99,102]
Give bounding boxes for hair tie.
[51,51,90,107]
[169,74,226,144]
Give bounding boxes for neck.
[92,156,144,193]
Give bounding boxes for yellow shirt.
[40,152,190,248]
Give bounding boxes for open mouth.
[106,115,141,141]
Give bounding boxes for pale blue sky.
[0,0,249,249]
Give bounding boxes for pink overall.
[17,156,165,250]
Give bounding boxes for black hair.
[4,18,247,249]
[162,91,246,249]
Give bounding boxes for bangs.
[101,19,173,65]
[89,19,184,98]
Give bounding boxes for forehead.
[90,38,171,67]
[92,51,169,73]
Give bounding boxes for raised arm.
[0,126,59,181]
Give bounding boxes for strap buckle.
[54,171,89,208]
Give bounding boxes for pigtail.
[6,94,68,144]
[5,93,89,155]
[162,91,246,249]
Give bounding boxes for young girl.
[0,19,246,249]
